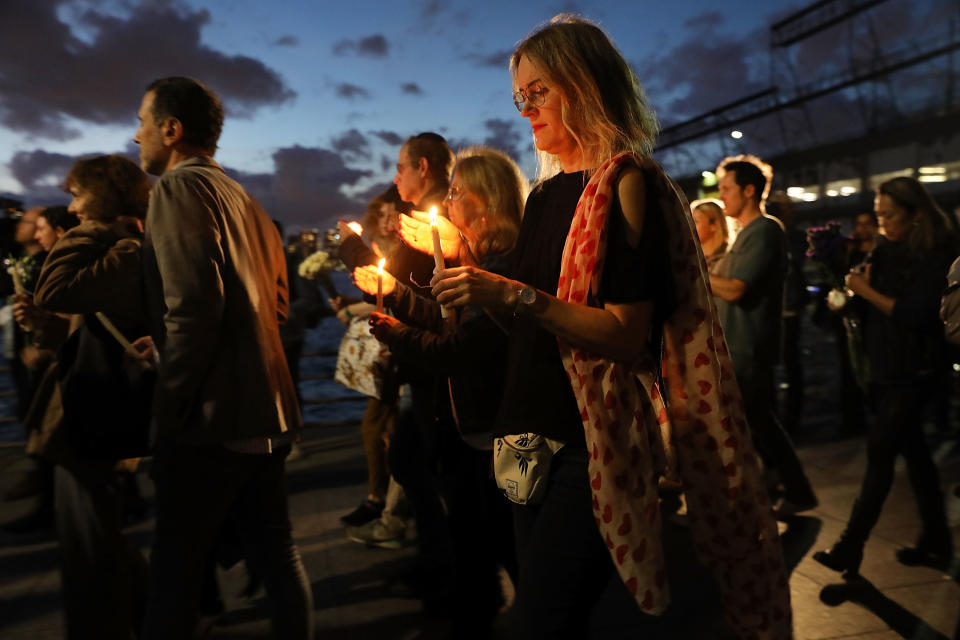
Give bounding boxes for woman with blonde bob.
[414,14,790,639]
[690,198,730,273]
[354,145,527,633]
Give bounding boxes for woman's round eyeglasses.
[512,85,547,112]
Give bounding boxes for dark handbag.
[57,314,155,461]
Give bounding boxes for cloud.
[401,83,425,96]
[446,118,527,164]
[6,149,87,206]
[10,149,78,191]
[331,128,371,159]
[683,10,724,30]
[480,118,524,162]
[273,35,299,47]
[227,145,373,228]
[7,143,373,229]
[463,49,512,69]
[334,83,371,100]
[352,181,395,205]
[332,34,389,57]
[371,130,404,146]
[419,0,444,20]
[0,0,296,140]
[641,10,768,122]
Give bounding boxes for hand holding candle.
[376,258,385,312]
[398,210,461,259]
[353,265,396,298]
[429,207,450,319]
[338,220,363,240]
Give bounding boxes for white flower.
[298,250,339,279]
[827,288,847,309]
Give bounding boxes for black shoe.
[895,544,954,570]
[340,498,384,526]
[813,540,863,575]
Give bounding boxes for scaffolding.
[655,0,960,179]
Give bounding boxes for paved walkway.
[1,421,957,639]
[1,306,959,638]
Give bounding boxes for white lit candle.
[376,258,385,313]
[429,207,445,270]
[429,206,449,319]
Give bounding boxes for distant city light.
[826,189,838,197]
[801,193,817,202]
[918,166,946,174]
[701,170,717,187]
[730,130,743,139]
[840,186,857,195]
[786,187,805,197]
[919,175,947,183]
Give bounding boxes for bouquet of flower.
[297,250,343,280]
[5,254,33,295]
[806,221,869,390]
[806,221,848,289]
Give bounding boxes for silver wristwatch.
[515,285,537,314]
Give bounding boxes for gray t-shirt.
[714,215,786,369]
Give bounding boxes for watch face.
[519,286,536,305]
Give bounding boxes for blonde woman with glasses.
[400,14,792,640]
[353,146,527,634]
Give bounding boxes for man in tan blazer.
[133,76,312,639]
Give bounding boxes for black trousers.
[843,382,950,548]
[142,442,313,640]
[55,465,149,639]
[736,360,817,505]
[509,447,646,639]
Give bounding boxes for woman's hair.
[510,14,659,182]
[362,184,403,256]
[62,155,151,221]
[38,205,79,233]
[877,176,957,252]
[453,146,528,260]
[691,198,727,245]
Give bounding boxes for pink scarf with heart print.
[556,152,792,640]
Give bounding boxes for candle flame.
[429,206,438,227]
[347,222,363,235]
[377,257,385,273]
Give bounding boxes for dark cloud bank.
[0,0,295,141]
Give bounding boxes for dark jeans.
[55,465,149,639]
[444,439,516,632]
[843,382,950,548]
[509,447,642,639]
[142,442,313,640]
[736,361,816,505]
[834,319,868,434]
[388,395,453,580]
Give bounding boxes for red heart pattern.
[555,152,791,638]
